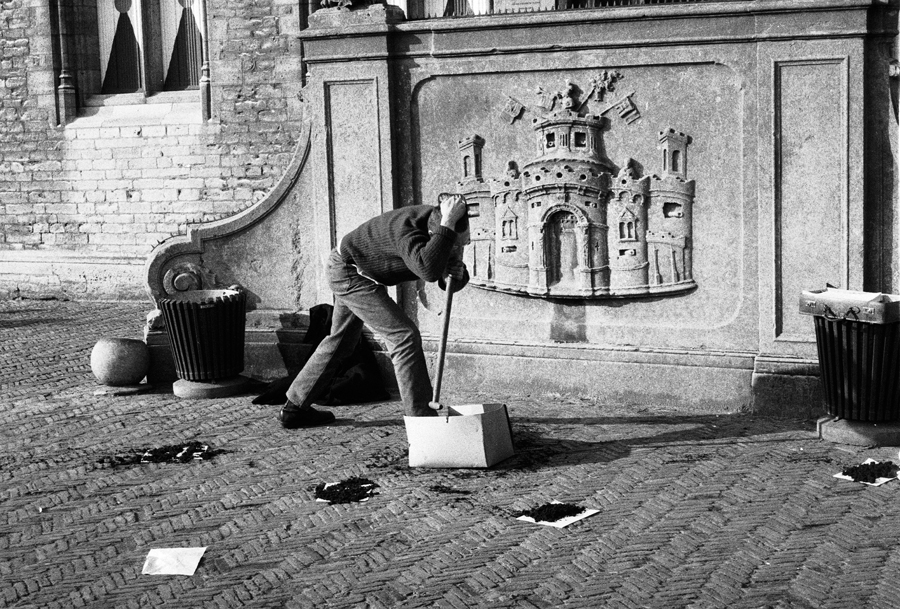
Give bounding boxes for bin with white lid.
[800,287,900,421]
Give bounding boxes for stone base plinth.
[173,376,251,399]
[145,317,313,387]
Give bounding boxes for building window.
[502,216,518,240]
[546,132,556,148]
[574,132,587,147]
[162,0,204,90]
[663,202,684,218]
[98,0,143,93]
[96,0,205,97]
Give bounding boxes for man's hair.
[428,203,469,234]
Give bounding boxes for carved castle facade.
[455,103,696,299]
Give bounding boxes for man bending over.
[280,194,470,428]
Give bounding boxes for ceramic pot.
[90,337,150,386]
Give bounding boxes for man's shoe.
[280,401,336,429]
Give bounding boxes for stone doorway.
[546,211,579,288]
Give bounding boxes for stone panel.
[326,80,385,246]
[410,63,747,351]
[774,59,847,342]
[755,36,868,364]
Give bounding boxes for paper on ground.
[516,500,600,529]
[142,547,207,575]
[833,458,898,487]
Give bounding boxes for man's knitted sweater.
[339,205,468,288]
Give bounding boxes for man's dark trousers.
[286,247,434,416]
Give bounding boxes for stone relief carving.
[162,261,218,295]
[500,97,525,124]
[319,0,382,9]
[452,75,696,299]
[308,0,404,26]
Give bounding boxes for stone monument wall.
[23,0,897,414]
[281,0,897,414]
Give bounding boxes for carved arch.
[539,202,590,226]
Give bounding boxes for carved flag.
[500,97,525,124]
[613,95,640,124]
[534,86,558,112]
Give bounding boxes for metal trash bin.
[158,289,246,382]
[800,288,900,421]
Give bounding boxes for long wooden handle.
[431,275,455,404]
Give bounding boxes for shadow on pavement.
[250,401,818,473]
[493,413,815,472]
[0,317,71,329]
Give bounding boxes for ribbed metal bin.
[801,288,900,421]
[158,289,246,382]
[813,317,900,421]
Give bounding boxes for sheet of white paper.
[142,547,207,575]
[516,500,600,528]
[833,458,898,487]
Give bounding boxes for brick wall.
[0,0,304,300]
[1,0,61,250]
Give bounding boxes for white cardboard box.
[404,403,515,468]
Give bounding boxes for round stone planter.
[90,337,150,386]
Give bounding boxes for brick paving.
[2,299,900,608]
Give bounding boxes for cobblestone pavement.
[2,299,900,609]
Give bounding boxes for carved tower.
[647,128,695,290]
[521,106,613,296]
[489,161,528,286]
[608,163,650,293]
[456,135,493,280]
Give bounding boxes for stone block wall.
[1,0,61,251]
[0,0,304,300]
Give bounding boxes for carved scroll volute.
[162,262,218,296]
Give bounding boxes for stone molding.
[300,0,897,66]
